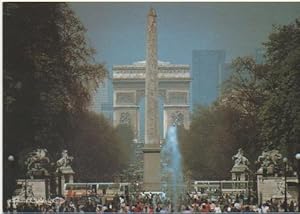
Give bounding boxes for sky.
[70,2,300,69]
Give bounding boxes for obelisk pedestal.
[143,8,161,191]
[143,145,161,191]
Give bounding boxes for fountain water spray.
[161,124,184,211]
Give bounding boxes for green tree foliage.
[70,112,129,182]
[221,57,266,159]
[183,19,300,178]
[181,58,266,179]
[223,57,265,117]
[181,105,247,180]
[4,3,106,155]
[115,124,135,163]
[181,56,266,179]
[3,3,115,202]
[115,124,144,182]
[259,20,300,159]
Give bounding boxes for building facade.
[112,60,190,141]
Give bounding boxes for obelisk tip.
[148,7,157,17]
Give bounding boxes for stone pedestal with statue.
[14,179,50,201]
[12,148,51,202]
[255,149,298,205]
[55,150,75,196]
[231,148,250,181]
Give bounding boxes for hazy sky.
[70,2,300,70]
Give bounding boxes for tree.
[181,104,248,180]
[221,19,300,162]
[181,19,300,180]
[70,111,129,182]
[220,57,266,160]
[222,56,265,117]
[182,73,266,180]
[4,2,106,159]
[259,19,300,160]
[115,124,135,164]
[3,3,106,205]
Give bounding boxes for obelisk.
[143,8,161,191]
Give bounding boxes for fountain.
[161,124,184,210]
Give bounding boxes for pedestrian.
[289,201,295,212]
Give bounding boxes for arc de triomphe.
[112,60,191,140]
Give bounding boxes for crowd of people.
[6,191,298,213]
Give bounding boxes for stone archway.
[112,60,191,141]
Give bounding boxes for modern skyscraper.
[91,76,113,122]
[192,50,226,108]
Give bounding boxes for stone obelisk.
[143,8,161,191]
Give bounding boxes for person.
[289,201,295,212]
[230,202,240,212]
[155,203,162,212]
[223,204,230,213]
[84,199,95,212]
[214,203,222,213]
[79,205,85,213]
[148,205,154,214]
[182,205,192,213]
[262,203,270,213]
[96,204,102,214]
[106,204,113,212]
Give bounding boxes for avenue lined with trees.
[180,19,300,180]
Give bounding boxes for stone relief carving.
[16,181,34,199]
[159,90,167,100]
[168,91,188,104]
[120,112,131,125]
[276,180,285,195]
[116,92,135,105]
[113,71,190,79]
[112,66,190,80]
[171,111,184,126]
[136,90,145,103]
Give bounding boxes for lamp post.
[283,157,288,212]
[7,155,15,211]
[248,170,251,205]
[23,164,28,201]
[295,153,300,212]
[8,155,15,162]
